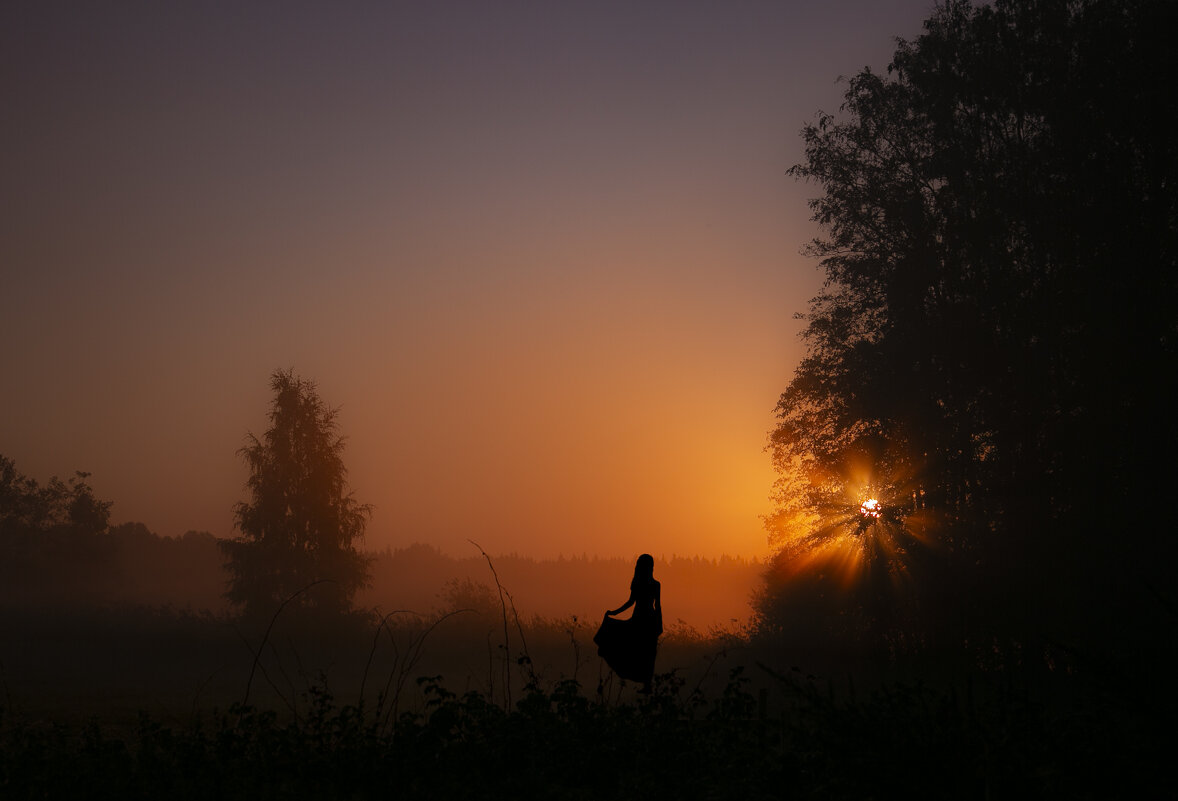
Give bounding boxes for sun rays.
[766,455,939,601]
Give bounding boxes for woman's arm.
[606,592,635,617]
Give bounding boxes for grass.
[1,663,1155,800]
[1,601,1169,800]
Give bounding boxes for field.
[2,599,1169,800]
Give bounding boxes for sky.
[2,0,936,560]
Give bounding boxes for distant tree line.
[363,543,761,631]
[760,0,1177,660]
[0,455,224,610]
[1,454,758,629]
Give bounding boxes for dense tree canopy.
[221,370,373,617]
[1,455,112,537]
[760,0,1177,655]
[1,455,116,605]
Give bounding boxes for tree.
[221,370,373,617]
[1,455,115,606]
[760,0,1178,654]
[1,455,112,537]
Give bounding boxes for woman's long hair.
[630,553,655,594]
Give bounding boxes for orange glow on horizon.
[0,1,939,563]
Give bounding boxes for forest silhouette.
[758,0,1177,665]
[3,0,1176,796]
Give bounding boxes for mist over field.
[362,545,760,632]
[0,520,759,632]
[1,502,762,726]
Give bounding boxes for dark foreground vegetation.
[1,603,1171,800]
[2,656,1169,799]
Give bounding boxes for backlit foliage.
[760,0,1178,650]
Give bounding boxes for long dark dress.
[594,578,662,683]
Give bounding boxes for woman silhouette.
[594,553,662,692]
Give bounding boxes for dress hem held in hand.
[594,613,661,683]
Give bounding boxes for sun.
[859,498,881,519]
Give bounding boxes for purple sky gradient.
[2,1,937,558]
